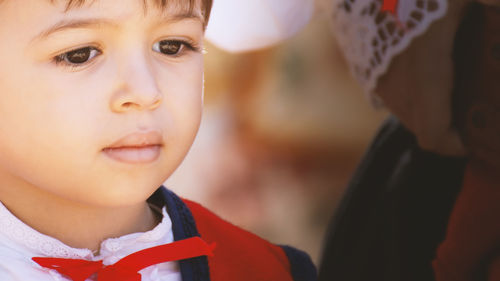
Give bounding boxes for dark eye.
[153,40,186,56]
[55,47,101,65]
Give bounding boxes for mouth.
[102,131,163,164]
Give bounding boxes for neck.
[0,179,159,253]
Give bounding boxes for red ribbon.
[32,237,215,281]
[381,0,399,15]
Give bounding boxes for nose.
[110,52,162,113]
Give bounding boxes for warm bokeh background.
[166,13,388,265]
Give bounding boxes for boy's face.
[0,0,205,206]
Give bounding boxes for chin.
[69,176,166,208]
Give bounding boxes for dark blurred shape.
[433,3,500,281]
[319,2,500,280]
[318,116,466,281]
[453,2,500,171]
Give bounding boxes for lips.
[103,131,163,164]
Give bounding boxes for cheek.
[159,58,204,135]
[0,77,94,201]
[0,62,108,170]
[0,53,204,205]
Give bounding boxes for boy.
[0,0,316,280]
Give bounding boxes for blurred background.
[166,10,388,265]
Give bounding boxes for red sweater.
[184,199,316,281]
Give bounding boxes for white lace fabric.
[0,202,181,281]
[332,0,448,96]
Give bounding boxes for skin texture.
[0,0,205,251]
[375,0,500,156]
[375,0,472,156]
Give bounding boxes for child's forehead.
[43,0,212,25]
[0,0,209,24]
[55,0,205,14]
[0,0,211,22]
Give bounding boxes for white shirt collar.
[0,201,182,281]
[0,201,174,263]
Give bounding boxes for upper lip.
[105,131,163,149]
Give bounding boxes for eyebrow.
[31,12,203,42]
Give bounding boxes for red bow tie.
[32,237,215,281]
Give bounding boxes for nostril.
[150,99,162,109]
[122,102,134,108]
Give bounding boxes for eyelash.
[153,39,201,57]
[52,39,200,70]
[53,46,102,70]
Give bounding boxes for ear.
[477,0,500,7]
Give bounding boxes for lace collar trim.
[0,201,171,260]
